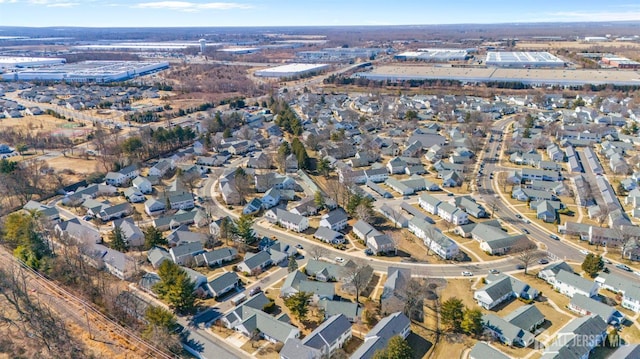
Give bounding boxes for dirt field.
[0,114,88,137]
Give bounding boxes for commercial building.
[353,65,640,86]
[485,51,565,68]
[254,63,328,78]
[0,56,66,69]
[296,47,384,62]
[601,55,640,69]
[2,61,169,83]
[394,48,472,62]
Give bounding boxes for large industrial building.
[73,42,211,51]
[485,52,565,68]
[254,63,328,78]
[2,61,169,83]
[353,65,640,86]
[296,47,385,62]
[394,49,472,62]
[601,55,640,69]
[0,56,66,69]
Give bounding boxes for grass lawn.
[511,272,573,316]
[460,240,499,262]
[440,279,477,309]
[619,319,640,344]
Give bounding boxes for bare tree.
[308,245,329,260]
[341,260,372,304]
[485,197,499,218]
[613,226,636,260]
[515,242,539,275]
[596,205,611,228]
[403,278,426,321]
[233,167,252,205]
[179,170,202,194]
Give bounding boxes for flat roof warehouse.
[353,65,640,86]
[255,63,329,78]
[2,60,170,83]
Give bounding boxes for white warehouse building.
[2,61,169,83]
[485,52,565,68]
[0,56,66,69]
[254,63,329,78]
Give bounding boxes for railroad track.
[0,249,174,359]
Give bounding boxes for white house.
[437,202,468,225]
[553,270,598,298]
[132,176,153,194]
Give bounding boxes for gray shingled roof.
[302,314,351,351]
[469,342,511,359]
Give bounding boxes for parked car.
[522,228,530,234]
[295,244,303,249]
[249,287,261,296]
[365,248,373,256]
[461,271,473,276]
[489,269,500,274]
[335,257,345,263]
[549,234,560,241]
[515,264,525,270]
[447,193,455,196]
[515,214,523,219]
[616,264,632,272]
[579,249,590,256]
[538,258,549,264]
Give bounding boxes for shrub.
[263,301,276,313]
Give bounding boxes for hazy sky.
[0,0,639,27]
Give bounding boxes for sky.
[0,0,640,27]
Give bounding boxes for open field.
[0,114,90,138]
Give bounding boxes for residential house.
[380,267,411,315]
[350,312,411,359]
[195,247,238,267]
[149,159,173,177]
[541,315,607,359]
[132,176,152,194]
[441,171,463,187]
[503,305,545,333]
[512,186,557,202]
[54,218,101,245]
[123,187,145,203]
[530,200,561,223]
[319,299,362,322]
[281,271,335,302]
[469,343,511,359]
[144,198,165,215]
[102,249,137,280]
[169,241,205,266]
[353,220,377,241]
[367,232,396,255]
[167,192,195,211]
[408,217,459,259]
[314,227,345,244]
[305,260,343,282]
[297,314,352,358]
[265,208,310,233]
[319,209,349,232]
[105,165,140,187]
[482,313,535,347]
[552,270,598,298]
[98,202,133,222]
[538,262,574,284]
[233,307,300,344]
[594,272,640,313]
[364,168,388,183]
[378,204,409,228]
[23,200,60,223]
[418,193,441,215]
[206,272,240,298]
[147,246,171,268]
[520,168,562,182]
[219,168,242,205]
[238,251,273,276]
[221,292,271,328]
[386,157,407,174]
[569,294,624,325]
[243,197,263,215]
[453,196,486,219]
[437,202,468,225]
[474,274,539,310]
[113,218,144,248]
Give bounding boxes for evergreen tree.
[154,261,197,314]
[284,291,312,321]
[314,191,325,209]
[461,308,484,337]
[288,255,298,273]
[233,215,256,244]
[144,226,166,249]
[582,253,604,277]
[441,297,465,332]
[109,226,129,252]
[373,336,413,359]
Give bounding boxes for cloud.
[132,1,252,12]
[546,11,640,22]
